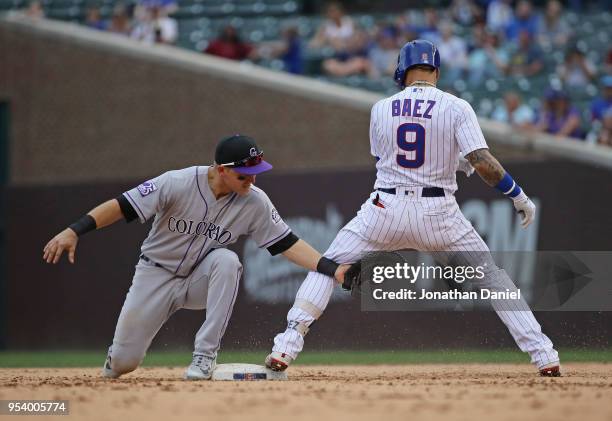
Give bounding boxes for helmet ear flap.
[394,67,404,88]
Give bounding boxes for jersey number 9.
[396,123,425,169]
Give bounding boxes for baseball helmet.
[394,39,441,88]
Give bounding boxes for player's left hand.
[43,228,79,264]
[458,156,475,177]
[341,260,362,291]
[512,192,536,228]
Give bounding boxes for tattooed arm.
[464,148,536,228]
[464,148,505,186]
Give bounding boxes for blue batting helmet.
[393,39,441,88]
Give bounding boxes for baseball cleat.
[539,362,562,377]
[265,352,293,372]
[184,353,217,380]
[102,354,121,379]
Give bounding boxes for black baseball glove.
[341,260,362,292]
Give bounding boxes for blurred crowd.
[200,0,612,146]
[21,0,612,146]
[25,0,179,44]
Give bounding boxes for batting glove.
[512,191,536,228]
[458,156,475,177]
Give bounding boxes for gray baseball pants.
[107,248,242,375]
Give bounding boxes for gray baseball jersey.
[123,165,290,277]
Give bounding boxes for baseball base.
[211,363,288,381]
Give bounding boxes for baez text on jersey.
[391,99,436,119]
[167,216,232,244]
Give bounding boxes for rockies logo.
[249,147,258,157]
[137,181,157,197]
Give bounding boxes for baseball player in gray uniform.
[43,134,347,380]
[265,40,561,377]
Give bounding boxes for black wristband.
[68,214,97,237]
[316,256,339,278]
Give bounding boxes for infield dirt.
[1,364,610,421]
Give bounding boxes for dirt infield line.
[0,364,610,421]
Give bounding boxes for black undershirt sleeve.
[116,194,138,223]
[267,232,299,256]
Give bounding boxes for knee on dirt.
[110,353,142,375]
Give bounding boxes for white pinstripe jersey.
[370,86,488,193]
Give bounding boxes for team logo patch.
[137,180,158,196]
[421,53,429,63]
[271,208,281,224]
[249,147,258,157]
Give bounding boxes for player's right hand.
[43,228,79,264]
[512,192,536,229]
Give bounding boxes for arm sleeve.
[249,191,292,249]
[267,232,299,256]
[122,172,174,223]
[454,99,489,156]
[116,194,138,223]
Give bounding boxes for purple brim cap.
[233,160,273,175]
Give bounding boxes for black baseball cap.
[215,134,273,175]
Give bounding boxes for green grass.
[0,349,610,368]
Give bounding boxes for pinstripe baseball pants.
[272,189,559,368]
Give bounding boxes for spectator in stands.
[397,8,439,43]
[597,108,612,146]
[322,28,370,77]
[204,25,252,61]
[138,0,178,15]
[108,4,132,36]
[395,12,419,42]
[535,89,583,139]
[507,30,543,77]
[450,0,482,26]
[505,0,538,43]
[277,26,304,75]
[436,21,468,84]
[309,2,355,52]
[467,31,509,85]
[251,26,304,75]
[491,91,535,128]
[605,49,612,75]
[85,6,106,31]
[557,47,597,88]
[486,0,513,34]
[467,21,486,50]
[367,25,399,79]
[131,4,177,45]
[24,0,44,19]
[591,75,612,122]
[417,8,440,42]
[537,0,571,50]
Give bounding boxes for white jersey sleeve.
[123,171,176,223]
[454,98,489,156]
[248,189,291,249]
[369,101,382,159]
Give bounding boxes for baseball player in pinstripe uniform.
[43,135,347,380]
[266,40,561,377]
